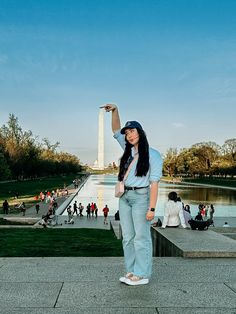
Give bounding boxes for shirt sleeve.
[113,130,126,150]
[149,149,163,182]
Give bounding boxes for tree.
[0,114,82,180]
[163,148,178,176]
[222,138,236,161]
[0,153,11,179]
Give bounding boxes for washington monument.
[97,108,104,169]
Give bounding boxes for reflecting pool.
[71,175,236,217]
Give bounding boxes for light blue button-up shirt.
[113,130,163,187]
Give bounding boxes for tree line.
[0,114,82,180]
[163,140,236,178]
[1,114,235,180]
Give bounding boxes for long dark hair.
[118,128,149,181]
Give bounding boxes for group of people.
[195,203,215,220]
[159,192,216,229]
[65,201,110,224]
[194,204,215,223]
[38,189,66,203]
[2,199,27,216]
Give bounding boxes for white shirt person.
[162,191,187,228]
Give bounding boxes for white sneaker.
[125,275,149,286]
[119,272,133,284]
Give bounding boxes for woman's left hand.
[146,210,155,221]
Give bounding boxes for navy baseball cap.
[120,121,143,134]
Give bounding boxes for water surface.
[72,175,236,217]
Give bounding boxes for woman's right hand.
[100,104,117,112]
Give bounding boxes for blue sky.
[0,0,235,165]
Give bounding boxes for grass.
[0,228,123,257]
[0,175,79,206]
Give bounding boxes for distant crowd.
[65,201,110,225]
[1,181,232,229]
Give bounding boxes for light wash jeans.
[119,187,152,278]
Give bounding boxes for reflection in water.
[163,184,236,205]
[72,175,236,217]
[97,184,104,210]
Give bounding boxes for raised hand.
[100,104,117,112]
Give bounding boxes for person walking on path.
[102,205,109,224]
[73,201,78,216]
[94,203,98,218]
[91,202,95,217]
[21,202,26,216]
[3,200,9,215]
[102,104,163,286]
[209,204,215,221]
[78,203,84,216]
[35,203,40,214]
[86,203,91,218]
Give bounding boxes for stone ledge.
[151,227,236,258]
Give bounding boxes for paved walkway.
[0,257,235,313]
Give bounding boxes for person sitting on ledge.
[195,211,203,221]
[223,221,230,227]
[162,191,187,229]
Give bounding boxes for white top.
[223,223,230,227]
[162,200,187,228]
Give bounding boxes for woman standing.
[102,104,163,286]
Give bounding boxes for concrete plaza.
[0,256,236,313]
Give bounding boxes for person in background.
[91,202,95,217]
[103,205,109,224]
[21,202,26,216]
[35,203,40,214]
[73,201,78,215]
[183,204,192,227]
[209,204,215,221]
[223,222,230,227]
[78,203,84,216]
[86,203,91,218]
[3,200,9,215]
[195,211,203,221]
[162,192,187,229]
[115,210,120,221]
[94,203,98,218]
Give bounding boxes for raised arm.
[101,104,121,133]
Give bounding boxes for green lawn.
[0,175,78,200]
[0,228,123,257]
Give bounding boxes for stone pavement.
[0,257,235,313]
